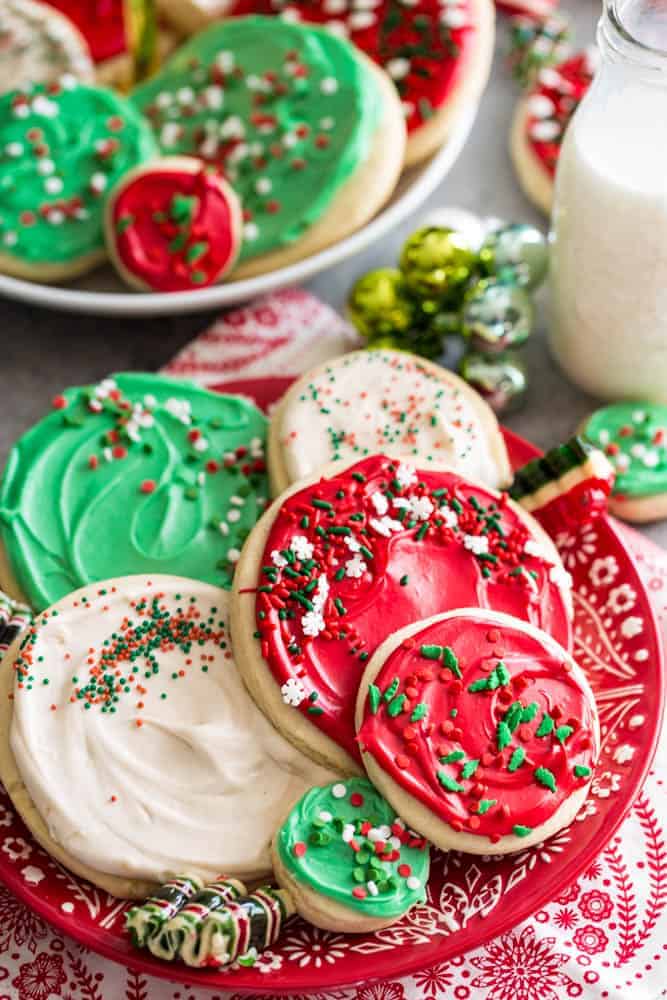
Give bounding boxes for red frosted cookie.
[510,50,595,213]
[230,454,573,773]
[225,0,495,165]
[356,609,599,854]
[105,156,242,292]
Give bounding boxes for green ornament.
[400,227,477,303]
[479,223,548,290]
[366,334,407,352]
[348,268,417,339]
[462,278,533,354]
[427,310,461,338]
[459,350,528,415]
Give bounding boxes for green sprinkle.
[513,824,532,837]
[497,721,512,751]
[312,498,333,511]
[487,662,511,689]
[116,214,134,234]
[437,771,464,793]
[399,574,409,586]
[383,677,399,701]
[334,597,347,616]
[508,747,526,772]
[416,523,429,541]
[468,677,489,693]
[387,693,407,717]
[440,750,465,763]
[327,526,351,535]
[307,705,324,716]
[420,644,443,660]
[536,713,555,737]
[186,241,208,263]
[574,765,592,778]
[351,472,366,482]
[461,759,479,779]
[443,646,461,678]
[360,545,374,561]
[168,231,188,253]
[477,799,497,814]
[410,703,428,723]
[503,701,524,733]
[300,516,310,529]
[335,567,345,581]
[555,725,574,744]
[520,702,539,723]
[368,684,381,714]
[534,766,557,792]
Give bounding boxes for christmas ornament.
[348,269,417,340]
[399,226,478,303]
[419,207,487,252]
[124,0,159,84]
[507,12,571,88]
[459,350,528,415]
[462,278,534,353]
[479,222,548,290]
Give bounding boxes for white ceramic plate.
[0,104,478,317]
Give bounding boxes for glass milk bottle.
[549,0,667,401]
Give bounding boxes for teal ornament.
[479,223,548,290]
[399,226,478,303]
[459,351,528,415]
[462,278,533,353]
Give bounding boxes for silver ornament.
[480,223,548,290]
[459,351,528,415]
[462,278,534,353]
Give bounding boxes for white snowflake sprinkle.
[395,463,418,488]
[371,491,389,516]
[345,554,367,579]
[290,535,314,561]
[164,397,192,424]
[281,678,307,707]
[463,534,489,555]
[344,535,361,553]
[370,516,404,537]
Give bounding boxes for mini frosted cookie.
[231,454,573,774]
[581,403,667,523]
[105,157,242,292]
[0,373,269,611]
[0,590,32,655]
[510,51,595,214]
[131,17,405,278]
[356,609,599,854]
[227,0,495,167]
[0,0,94,94]
[509,435,615,533]
[0,577,336,897]
[0,80,157,281]
[267,349,512,496]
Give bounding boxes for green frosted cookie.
[0,373,268,609]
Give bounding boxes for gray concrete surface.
[3,1,663,546]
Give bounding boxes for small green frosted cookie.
[0,78,157,280]
[0,373,268,610]
[272,777,430,933]
[582,402,667,523]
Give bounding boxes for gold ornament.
[399,227,477,302]
[348,268,417,339]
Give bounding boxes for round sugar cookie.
[510,51,595,214]
[227,0,495,167]
[356,609,599,854]
[0,576,336,897]
[267,349,512,496]
[131,16,406,278]
[0,373,268,612]
[272,777,430,933]
[0,0,94,94]
[0,79,157,282]
[581,402,667,523]
[105,157,243,292]
[230,453,573,774]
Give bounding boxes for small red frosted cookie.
[356,609,599,854]
[105,156,242,292]
[510,51,595,214]
[230,454,573,774]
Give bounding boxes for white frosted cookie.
[356,609,599,855]
[267,350,512,496]
[0,576,336,898]
[0,0,94,94]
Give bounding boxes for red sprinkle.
[352,886,367,899]
[140,479,156,494]
[398,863,411,877]
[395,754,410,769]
[88,455,99,470]
[293,842,307,858]
[52,395,67,410]
[350,792,364,807]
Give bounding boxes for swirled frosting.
[9,577,335,882]
[0,372,268,611]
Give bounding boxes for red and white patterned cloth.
[1,294,665,1000]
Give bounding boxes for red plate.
[0,377,663,995]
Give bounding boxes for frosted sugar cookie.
[0,577,336,897]
[105,157,243,292]
[0,80,157,281]
[0,0,93,94]
[267,349,512,496]
[581,403,667,523]
[356,609,599,854]
[0,373,268,611]
[510,51,595,214]
[131,16,406,278]
[227,0,495,166]
[231,454,573,773]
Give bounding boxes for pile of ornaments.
[347,214,548,415]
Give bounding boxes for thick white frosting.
[278,351,509,489]
[9,576,335,883]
